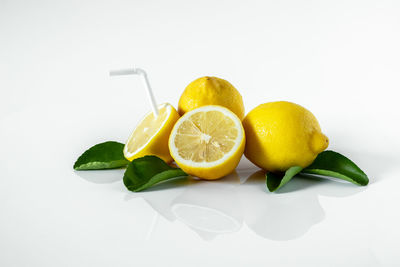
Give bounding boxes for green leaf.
[74,141,129,170]
[302,150,369,186]
[266,166,303,192]
[123,156,188,192]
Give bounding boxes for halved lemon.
[124,103,180,163]
[169,105,245,180]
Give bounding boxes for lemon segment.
[124,103,180,163]
[169,105,245,180]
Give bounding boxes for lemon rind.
[124,103,172,158]
[169,105,244,168]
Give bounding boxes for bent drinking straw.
[110,67,159,117]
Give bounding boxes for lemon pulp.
[169,105,245,180]
[124,103,179,163]
[125,106,168,153]
[174,110,238,162]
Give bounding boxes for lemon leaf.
[266,166,303,192]
[123,156,188,192]
[302,150,369,186]
[74,141,129,170]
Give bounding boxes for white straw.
[110,67,159,117]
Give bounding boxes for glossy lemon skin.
[178,76,245,120]
[124,104,180,163]
[242,101,329,172]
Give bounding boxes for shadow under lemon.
[77,161,367,241]
[245,171,367,240]
[122,167,366,241]
[170,173,243,240]
[240,171,325,241]
[124,173,243,241]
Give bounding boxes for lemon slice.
[124,103,180,163]
[169,105,245,180]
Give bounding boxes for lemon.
[178,76,245,120]
[242,101,329,172]
[124,103,180,163]
[169,105,245,180]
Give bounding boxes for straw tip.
[109,68,138,76]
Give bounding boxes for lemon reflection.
[241,171,324,240]
[171,173,243,240]
[126,169,365,241]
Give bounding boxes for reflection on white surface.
[1,0,400,263]
[172,204,241,233]
[116,159,367,241]
[170,173,243,240]
[75,169,125,184]
[241,171,325,240]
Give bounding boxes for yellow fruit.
[124,103,180,163]
[242,101,329,172]
[178,76,245,120]
[169,105,245,180]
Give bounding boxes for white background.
[1,0,400,266]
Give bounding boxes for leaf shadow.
[275,174,326,194]
[74,169,124,184]
[276,173,367,196]
[139,176,199,192]
[241,169,367,241]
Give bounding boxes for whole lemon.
[178,76,245,120]
[242,101,329,172]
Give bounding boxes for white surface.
[1,0,400,266]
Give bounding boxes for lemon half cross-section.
[169,105,245,180]
[124,103,180,163]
